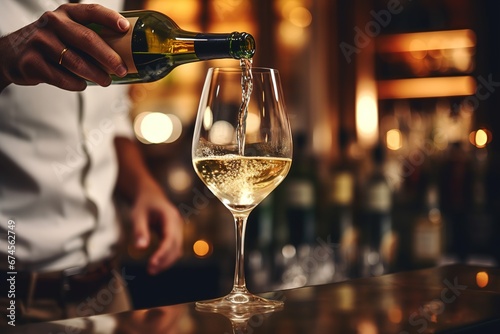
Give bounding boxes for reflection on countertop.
[5,265,500,334]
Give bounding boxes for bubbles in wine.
[193,155,291,210]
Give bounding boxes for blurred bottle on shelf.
[411,184,445,268]
[465,148,496,266]
[283,133,317,248]
[359,144,397,277]
[321,129,359,280]
[276,132,319,287]
[439,141,471,262]
[246,193,275,292]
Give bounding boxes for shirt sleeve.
[111,87,135,139]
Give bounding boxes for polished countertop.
[6,264,500,333]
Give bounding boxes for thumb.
[131,209,150,249]
[117,16,130,32]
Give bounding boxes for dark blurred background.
[118,0,500,309]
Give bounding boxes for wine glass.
[192,67,292,312]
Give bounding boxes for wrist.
[114,137,164,203]
[0,36,13,93]
[122,166,163,204]
[139,175,165,196]
[0,81,9,93]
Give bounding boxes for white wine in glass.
[192,66,292,312]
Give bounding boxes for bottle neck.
[194,32,255,60]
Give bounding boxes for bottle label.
[366,182,391,212]
[286,180,314,208]
[98,17,139,74]
[414,225,440,260]
[329,172,354,205]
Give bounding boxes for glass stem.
[231,321,249,334]
[232,213,250,293]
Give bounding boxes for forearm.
[114,136,184,274]
[114,136,159,202]
[0,35,13,93]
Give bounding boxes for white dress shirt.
[0,0,133,272]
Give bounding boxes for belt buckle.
[62,265,87,288]
[63,265,87,278]
[60,265,87,307]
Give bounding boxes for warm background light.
[167,165,194,194]
[388,306,403,324]
[275,0,311,49]
[469,129,492,148]
[386,129,403,151]
[146,0,201,29]
[193,240,211,257]
[356,93,379,148]
[245,111,261,134]
[377,29,476,53]
[141,112,172,144]
[208,120,235,145]
[289,7,312,28]
[377,29,476,78]
[134,112,183,144]
[475,129,488,148]
[476,271,489,288]
[378,76,476,99]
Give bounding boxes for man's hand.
[130,179,184,275]
[114,137,184,276]
[0,3,129,92]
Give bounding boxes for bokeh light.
[193,240,211,257]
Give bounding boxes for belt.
[2,258,117,305]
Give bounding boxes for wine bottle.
[359,144,396,277]
[274,133,318,287]
[465,149,495,264]
[411,184,445,269]
[246,194,275,292]
[90,10,255,84]
[439,141,469,261]
[323,129,359,280]
[282,133,317,250]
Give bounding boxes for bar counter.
[6,264,500,333]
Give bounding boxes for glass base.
[195,289,284,313]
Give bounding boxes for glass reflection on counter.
[476,271,489,289]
